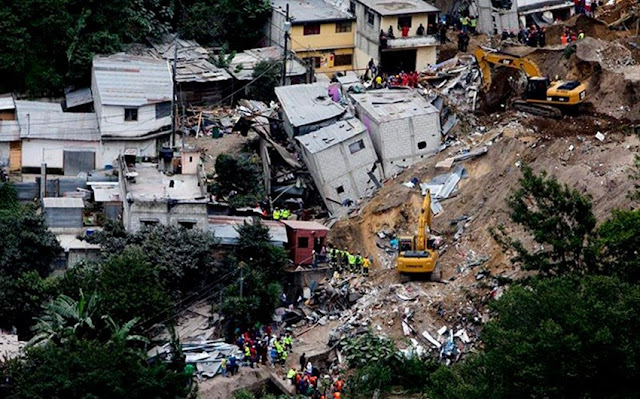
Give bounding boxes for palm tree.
[102,316,148,345]
[27,290,99,347]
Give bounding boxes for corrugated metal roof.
[272,0,355,23]
[281,220,330,231]
[0,94,15,111]
[518,0,571,11]
[144,35,232,83]
[208,216,288,246]
[356,0,439,15]
[15,101,99,141]
[275,83,346,127]
[92,54,172,107]
[350,89,438,124]
[228,47,306,81]
[42,197,84,208]
[65,88,93,108]
[295,118,366,154]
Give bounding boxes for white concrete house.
[0,95,20,171]
[295,118,382,213]
[350,89,441,178]
[92,54,173,168]
[15,101,101,175]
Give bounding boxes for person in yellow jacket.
[363,256,371,276]
[281,208,291,219]
[347,252,356,272]
[273,208,281,220]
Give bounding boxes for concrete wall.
[126,201,208,232]
[296,48,355,74]
[44,207,83,228]
[353,1,383,67]
[380,14,430,35]
[290,21,355,52]
[68,249,101,268]
[100,138,159,168]
[0,142,8,168]
[416,46,437,69]
[298,130,382,212]
[355,106,441,178]
[477,0,520,34]
[97,104,170,138]
[21,139,100,170]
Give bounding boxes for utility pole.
[171,39,178,148]
[281,4,290,87]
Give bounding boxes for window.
[398,16,412,29]
[349,1,355,13]
[334,54,353,66]
[366,8,375,25]
[417,141,427,149]
[178,221,196,229]
[298,237,309,248]
[335,21,352,33]
[304,57,322,68]
[349,139,365,154]
[303,24,321,35]
[336,185,345,194]
[155,102,171,119]
[124,108,138,121]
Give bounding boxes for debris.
[435,158,455,169]
[454,329,471,344]
[595,132,605,142]
[437,326,448,336]
[422,331,442,349]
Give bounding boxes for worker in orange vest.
[561,32,568,45]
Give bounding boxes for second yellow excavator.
[397,190,441,280]
[474,47,587,118]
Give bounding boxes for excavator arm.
[415,190,432,251]
[474,47,543,90]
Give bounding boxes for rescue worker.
[355,253,363,274]
[347,251,356,272]
[281,349,288,365]
[273,208,281,220]
[363,255,371,276]
[334,376,345,392]
[284,333,293,351]
[287,367,297,385]
[244,344,253,368]
[460,15,469,33]
[470,15,477,34]
[342,250,349,270]
[281,207,291,220]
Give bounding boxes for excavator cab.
[526,77,550,101]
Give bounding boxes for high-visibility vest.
[245,347,250,357]
[273,210,281,220]
[470,18,477,27]
[287,368,296,379]
[282,351,288,360]
[578,32,585,40]
[282,209,290,219]
[355,255,363,266]
[348,254,356,265]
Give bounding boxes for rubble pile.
[419,55,481,112]
[148,340,243,379]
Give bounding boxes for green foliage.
[341,331,403,368]
[247,59,283,103]
[490,165,596,276]
[596,209,640,283]
[233,389,256,399]
[0,185,62,335]
[212,154,264,208]
[354,363,393,395]
[212,44,236,68]
[221,221,287,334]
[6,337,189,399]
[428,275,640,399]
[94,247,172,327]
[87,222,220,300]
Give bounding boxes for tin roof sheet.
[92,54,172,107]
[281,220,330,231]
[349,89,438,123]
[208,216,288,246]
[227,47,306,81]
[356,0,439,16]
[272,0,355,23]
[295,118,366,154]
[42,197,84,208]
[275,83,346,127]
[15,101,99,141]
[65,88,93,108]
[0,94,15,111]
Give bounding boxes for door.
[380,49,417,74]
[9,141,21,172]
[63,150,95,176]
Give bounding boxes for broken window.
[124,108,138,121]
[398,16,412,29]
[155,102,171,119]
[303,24,321,35]
[366,8,375,25]
[298,237,309,248]
[417,141,427,150]
[334,54,353,67]
[349,139,365,154]
[336,21,352,33]
[336,185,345,194]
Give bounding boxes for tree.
[95,247,172,327]
[212,154,264,208]
[0,183,62,335]
[428,275,640,399]
[595,209,640,283]
[247,59,283,103]
[490,165,596,276]
[6,337,190,399]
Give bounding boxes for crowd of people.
[327,245,370,276]
[286,365,348,399]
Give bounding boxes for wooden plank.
[9,141,21,172]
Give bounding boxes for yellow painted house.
[270,0,356,75]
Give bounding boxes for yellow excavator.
[474,47,587,118]
[397,190,441,280]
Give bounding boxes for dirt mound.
[477,68,526,114]
[596,0,638,25]
[545,14,617,46]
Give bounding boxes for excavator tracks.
[512,100,563,119]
